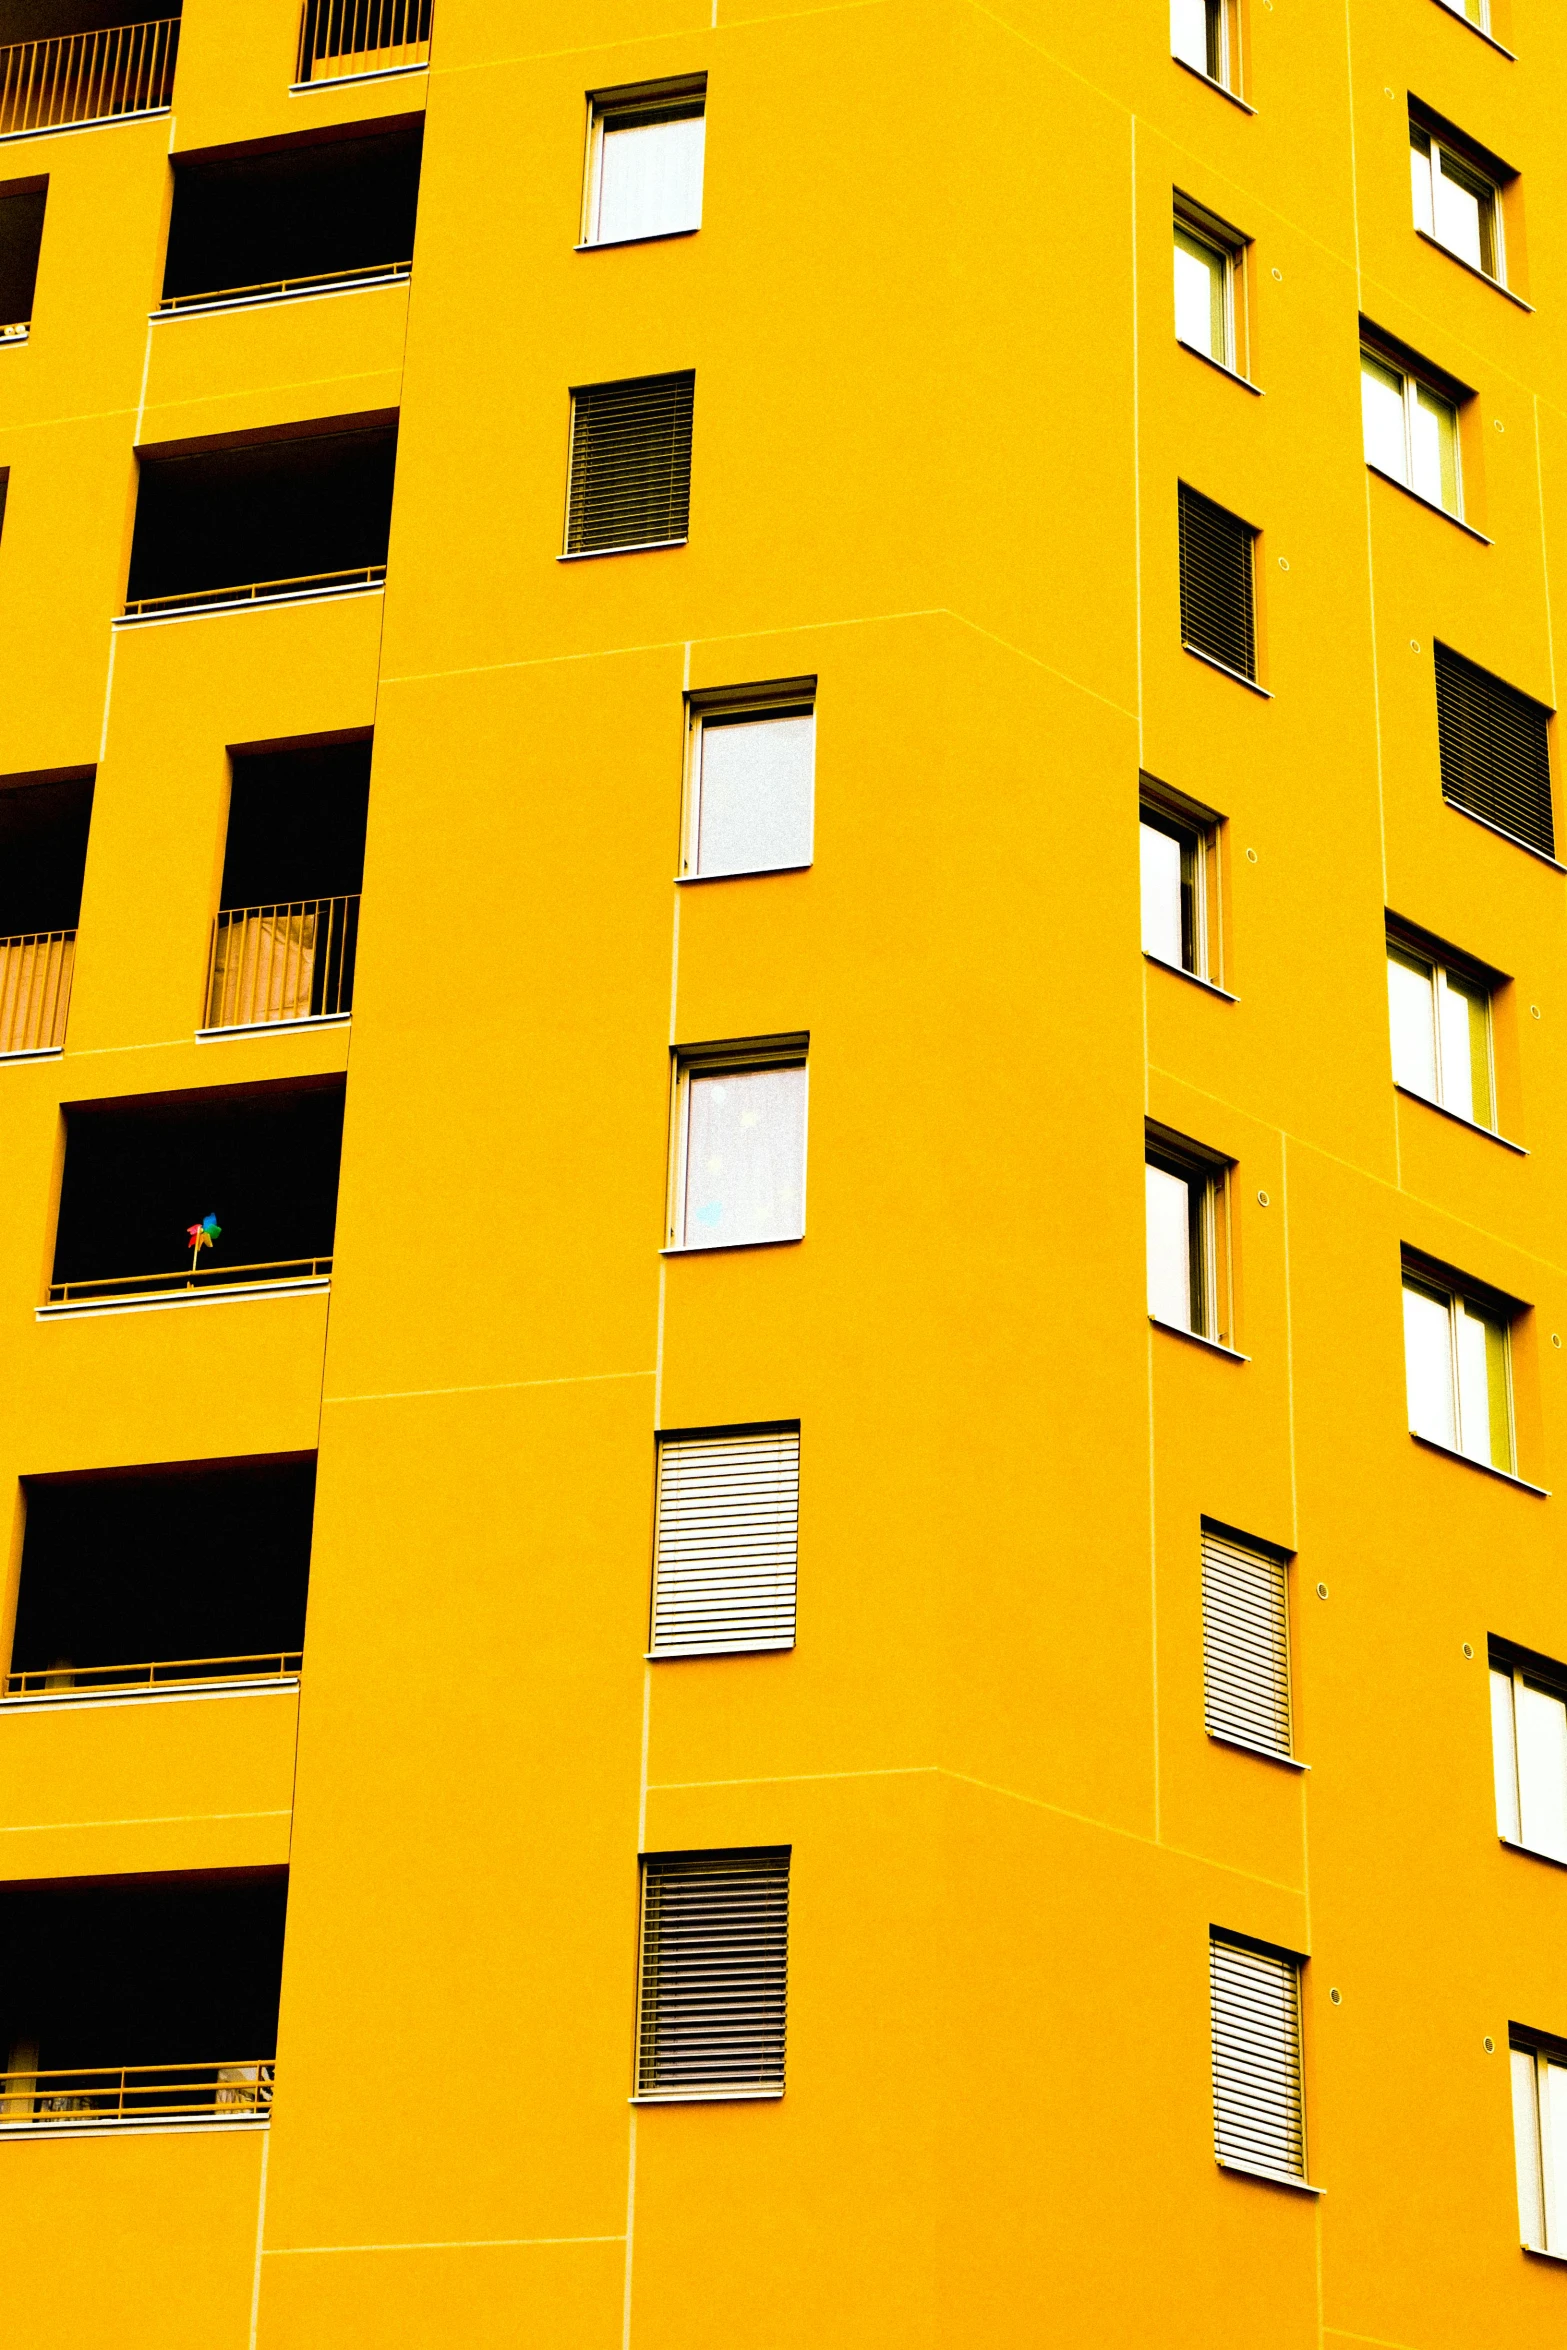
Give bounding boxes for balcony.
[45,1076,344,1315]
[0,768,91,1058]
[201,735,370,1036]
[0,1872,285,2137]
[0,930,72,1053]
[206,897,358,1032]
[0,13,178,140]
[295,0,429,89]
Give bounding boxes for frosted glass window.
[678,1062,807,1249]
[1140,806,1206,975]
[1361,348,1461,517]
[1402,1274,1512,1471]
[1493,1665,1567,1864]
[1411,125,1501,280]
[1171,0,1222,79]
[1513,2047,1567,2254]
[1174,225,1229,363]
[688,711,815,878]
[588,103,705,246]
[1386,940,1492,1126]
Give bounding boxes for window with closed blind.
[1434,644,1555,859]
[1210,1931,1312,2189]
[1201,1525,1293,1762]
[1178,484,1258,684]
[650,1424,800,1656]
[634,1848,789,2101]
[563,371,695,557]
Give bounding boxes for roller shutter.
[1435,642,1554,858]
[1202,1529,1291,1758]
[636,1848,789,2098]
[566,371,695,554]
[1179,483,1257,681]
[651,1425,799,1656]
[1210,1933,1306,2181]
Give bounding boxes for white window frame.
[1491,1648,1567,1865]
[1434,0,1490,31]
[681,678,817,881]
[580,75,707,250]
[1513,2036,1567,2254]
[1171,0,1240,95]
[668,1036,809,1253]
[1410,119,1505,284]
[1401,1260,1516,1474]
[1385,925,1496,1129]
[1360,342,1464,520]
[1146,1125,1231,1346]
[1140,781,1221,983]
[1172,197,1246,375]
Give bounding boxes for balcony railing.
[156,256,411,317]
[47,1254,332,1306]
[5,1651,302,1701]
[0,2058,272,2131]
[0,930,73,1054]
[205,894,358,1032]
[0,17,178,139]
[296,0,429,84]
[123,565,385,622]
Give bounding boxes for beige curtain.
[209,909,317,1029]
[0,933,74,1055]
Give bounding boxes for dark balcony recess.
[9,1454,314,1698]
[0,177,44,335]
[49,1074,345,1306]
[207,738,369,1030]
[0,1872,285,2132]
[160,118,421,312]
[124,414,397,619]
[0,767,90,1056]
[0,6,180,140]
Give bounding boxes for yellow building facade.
[0,0,1565,2341]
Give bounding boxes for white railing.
[0,17,178,138]
[205,894,358,1030]
[296,0,428,83]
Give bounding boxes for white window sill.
[1217,2157,1322,2196]
[0,2115,268,2142]
[1177,338,1263,396]
[196,1013,350,1043]
[1414,228,1532,309]
[576,228,699,253]
[1207,1729,1309,1772]
[1172,56,1256,113]
[558,539,686,562]
[0,1044,61,1063]
[37,1276,330,1323]
[290,61,427,92]
[1144,951,1237,1002]
[1524,2243,1567,2266]
[1182,642,1271,697]
[676,861,812,886]
[1499,1835,1567,1873]
[1409,1432,1548,1495]
[1440,793,1566,872]
[0,323,27,345]
[1365,462,1492,544]
[630,2088,782,2106]
[1149,1315,1249,1362]
[662,1235,804,1258]
[1393,1082,1525,1153]
[1,1675,298,1716]
[647,1641,794,1660]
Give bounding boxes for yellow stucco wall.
[0,0,1564,2341]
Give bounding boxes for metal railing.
[0,2059,272,2129]
[123,564,385,621]
[206,894,358,1031]
[48,1255,332,1306]
[5,1651,301,1700]
[0,17,178,138]
[296,0,429,83]
[157,257,411,315]
[0,929,73,1054]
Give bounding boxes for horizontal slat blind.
[1435,642,1554,858]
[637,1849,789,2097]
[566,371,694,554]
[652,1426,799,1655]
[1210,1934,1305,2179]
[1202,1531,1291,1757]
[1179,483,1256,681]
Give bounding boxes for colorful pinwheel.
[187,1212,221,1272]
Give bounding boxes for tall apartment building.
[1,0,1565,2341]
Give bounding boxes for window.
[1435,644,1555,861]
[1178,484,1257,684]
[1146,1126,1229,1345]
[683,682,816,879]
[1386,928,1494,1128]
[1410,117,1504,282]
[1139,785,1217,979]
[635,1849,789,2100]
[650,1425,800,1656]
[669,1038,808,1251]
[1202,1526,1292,1761]
[1402,1260,1513,1472]
[1492,1646,1567,1864]
[1173,200,1243,371]
[1435,0,1490,26]
[583,77,705,247]
[564,372,694,557]
[1360,344,1461,518]
[1210,1932,1307,2185]
[1513,2034,1567,2254]
[1171,0,1235,90]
